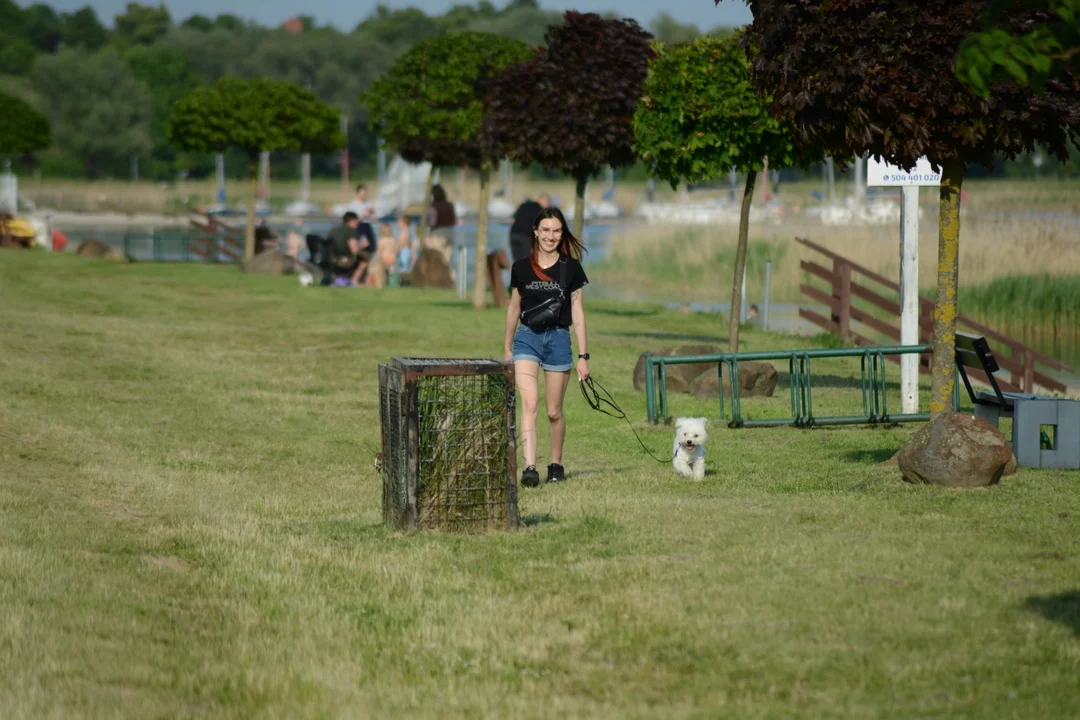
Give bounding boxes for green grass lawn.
[1,252,1078,719]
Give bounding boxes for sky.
[26,0,753,33]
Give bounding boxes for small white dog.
[672,416,708,479]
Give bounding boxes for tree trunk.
[244,159,257,262]
[728,169,757,353]
[929,159,965,418]
[572,177,586,241]
[417,165,436,243]
[472,165,491,309]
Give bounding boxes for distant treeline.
[0,0,1074,181]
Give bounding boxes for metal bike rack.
[644,344,949,428]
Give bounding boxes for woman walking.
[504,207,590,487]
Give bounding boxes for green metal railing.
[644,344,958,427]
[118,228,229,263]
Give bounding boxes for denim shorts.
[512,326,573,372]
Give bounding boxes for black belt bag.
[520,257,567,331]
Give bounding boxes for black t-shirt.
[510,256,588,329]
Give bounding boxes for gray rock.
[402,248,454,289]
[897,411,1017,488]
[75,239,127,262]
[242,249,297,275]
[691,361,778,399]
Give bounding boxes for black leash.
[579,376,675,464]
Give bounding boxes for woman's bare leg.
[544,370,571,464]
[515,360,541,467]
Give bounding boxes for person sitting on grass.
[328,211,373,286]
[367,222,400,288]
[395,214,420,275]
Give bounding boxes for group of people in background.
[284,183,423,288]
[283,181,554,289]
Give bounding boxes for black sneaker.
[521,465,541,488]
[546,463,565,483]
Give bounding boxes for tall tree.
[179,14,213,32]
[0,36,37,76]
[363,32,532,309]
[60,7,110,51]
[648,12,701,44]
[742,0,1080,418]
[168,77,344,260]
[30,48,152,177]
[114,2,171,45]
[353,6,443,48]
[634,35,818,352]
[0,91,51,155]
[21,3,63,53]
[956,0,1080,96]
[125,44,202,177]
[487,11,654,239]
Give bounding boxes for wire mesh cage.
[379,358,518,532]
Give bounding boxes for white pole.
[740,264,747,324]
[826,157,836,204]
[258,151,270,199]
[763,260,771,331]
[377,138,387,183]
[215,153,226,205]
[853,155,864,205]
[900,185,920,414]
[301,153,311,203]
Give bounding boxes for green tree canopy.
[30,47,152,176]
[0,91,52,155]
[114,2,172,46]
[363,31,532,308]
[21,3,64,53]
[60,7,110,51]
[634,34,817,351]
[957,0,1080,96]
[168,77,345,260]
[741,0,1080,417]
[125,44,202,173]
[648,12,701,44]
[0,36,37,76]
[487,11,654,238]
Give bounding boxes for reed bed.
[593,209,1080,310]
[959,274,1080,350]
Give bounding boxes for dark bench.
[955,331,1079,469]
[954,332,1034,411]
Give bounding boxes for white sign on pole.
[866,156,942,187]
[0,169,16,214]
[867,156,940,415]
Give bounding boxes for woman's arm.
[571,287,589,380]
[504,288,521,362]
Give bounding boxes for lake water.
[56,217,1080,391]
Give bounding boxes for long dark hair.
[530,206,584,281]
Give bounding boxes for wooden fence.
[186,204,245,262]
[796,236,1073,394]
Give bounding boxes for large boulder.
[691,361,778,399]
[403,248,454,289]
[242,249,296,275]
[75,239,127,261]
[633,344,777,398]
[897,412,1017,488]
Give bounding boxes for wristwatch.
[578,353,590,360]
